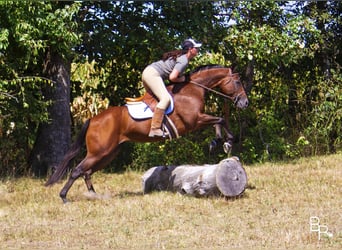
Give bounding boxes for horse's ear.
[231,64,238,73]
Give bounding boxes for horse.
[45,65,249,203]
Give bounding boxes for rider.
[142,38,202,137]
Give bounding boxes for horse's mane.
[170,64,232,93]
[190,64,227,74]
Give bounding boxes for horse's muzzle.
[235,96,249,109]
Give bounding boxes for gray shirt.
[150,54,189,80]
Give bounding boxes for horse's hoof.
[223,142,232,154]
[61,195,69,203]
[60,194,68,204]
[209,139,217,153]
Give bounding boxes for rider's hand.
[183,73,190,83]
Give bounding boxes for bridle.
[189,76,245,105]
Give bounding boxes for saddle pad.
[126,95,174,119]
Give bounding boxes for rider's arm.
[169,69,186,83]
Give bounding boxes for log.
[142,157,247,198]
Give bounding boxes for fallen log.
[142,157,247,198]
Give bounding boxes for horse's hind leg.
[59,164,84,203]
[59,158,93,203]
[59,147,121,203]
[84,170,95,193]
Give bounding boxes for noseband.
[223,77,246,105]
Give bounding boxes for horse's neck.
[192,68,232,89]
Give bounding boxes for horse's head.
[218,71,249,109]
[190,65,249,109]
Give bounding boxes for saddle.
[125,91,158,112]
[125,91,178,139]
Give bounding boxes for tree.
[73,1,228,105]
[0,1,80,176]
[299,1,342,154]
[1,1,340,177]
[29,3,81,176]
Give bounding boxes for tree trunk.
[142,157,247,198]
[29,50,71,177]
[244,60,254,94]
[316,1,331,78]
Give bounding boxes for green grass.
[0,153,341,249]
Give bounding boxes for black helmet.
[182,38,202,50]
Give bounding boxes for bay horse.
[45,65,248,203]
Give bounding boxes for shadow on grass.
[114,191,144,198]
[80,185,256,202]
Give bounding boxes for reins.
[189,79,242,105]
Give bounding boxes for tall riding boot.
[148,107,168,137]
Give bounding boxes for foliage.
[212,0,341,163]
[0,1,341,176]
[0,1,81,176]
[129,132,214,172]
[303,71,342,155]
[0,77,51,176]
[74,1,228,106]
[70,60,110,124]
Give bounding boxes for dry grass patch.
[0,153,341,249]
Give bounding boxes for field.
[0,153,341,249]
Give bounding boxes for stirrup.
[148,128,169,138]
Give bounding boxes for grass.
[0,153,341,249]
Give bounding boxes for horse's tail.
[45,119,90,186]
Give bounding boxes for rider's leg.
[142,66,170,137]
[149,107,168,137]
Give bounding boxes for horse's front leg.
[197,114,234,154]
[209,123,234,154]
[209,124,222,152]
[215,123,235,154]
